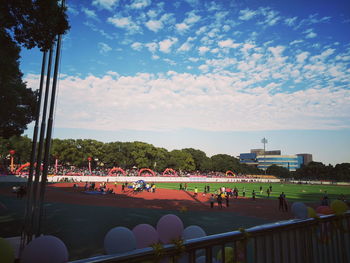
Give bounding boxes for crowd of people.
[14,165,261,179]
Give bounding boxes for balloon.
[291,202,308,219]
[157,214,184,244]
[307,207,317,218]
[330,200,349,215]
[0,237,15,263]
[316,206,334,215]
[182,225,206,240]
[217,247,234,263]
[21,235,68,263]
[104,227,136,254]
[132,224,159,249]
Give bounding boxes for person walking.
[252,190,256,201]
[279,192,285,211]
[217,194,223,209]
[210,194,215,208]
[225,194,229,207]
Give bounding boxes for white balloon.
[104,227,136,254]
[21,235,68,263]
[291,202,308,219]
[182,225,206,240]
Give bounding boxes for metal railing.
[70,212,350,263]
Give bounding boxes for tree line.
[0,136,263,174]
[1,136,349,181]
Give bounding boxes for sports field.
[153,182,350,202]
[0,181,349,260]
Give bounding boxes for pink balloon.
[157,214,184,244]
[132,224,159,249]
[21,235,68,263]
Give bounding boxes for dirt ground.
[13,182,299,221]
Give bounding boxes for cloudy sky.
[21,0,350,165]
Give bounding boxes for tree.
[167,150,195,171]
[0,0,70,138]
[266,164,290,178]
[211,154,237,172]
[0,29,37,138]
[182,148,211,171]
[1,0,70,51]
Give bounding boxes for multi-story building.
[240,150,312,172]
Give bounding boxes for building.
[251,149,281,156]
[296,153,313,166]
[240,149,312,172]
[256,155,303,171]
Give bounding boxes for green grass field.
[154,182,350,202]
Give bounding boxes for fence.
[70,212,350,263]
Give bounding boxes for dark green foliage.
[0,0,70,51]
[0,0,70,138]
[0,29,37,138]
[266,164,290,178]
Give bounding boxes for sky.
[21,0,350,165]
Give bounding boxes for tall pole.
[29,47,54,239]
[261,137,268,173]
[21,51,47,250]
[37,19,64,234]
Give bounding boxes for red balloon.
[87,157,92,161]
[9,150,16,155]
[316,206,334,215]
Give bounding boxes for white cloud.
[304,28,317,39]
[145,20,163,32]
[67,4,79,15]
[268,46,285,57]
[222,25,231,32]
[92,0,119,10]
[218,39,240,49]
[98,42,112,54]
[285,17,297,26]
[198,64,209,72]
[198,46,210,55]
[241,43,255,54]
[178,42,193,52]
[163,58,176,65]
[296,52,309,63]
[82,8,98,20]
[130,0,151,9]
[145,42,158,53]
[184,12,201,24]
[24,72,350,132]
[131,42,143,51]
[188,57,199,62]
[258,7,280,26]
[175,23,190,33]
[239,9,257,20]
[290,40,303,45]
[107,16,141,33]
[159,38,178,53]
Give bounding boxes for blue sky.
[21,0,350,165]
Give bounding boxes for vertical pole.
[37,16,64,234]
[55,158,58,174]
[29,47,54,239]
[21,51,47,250]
